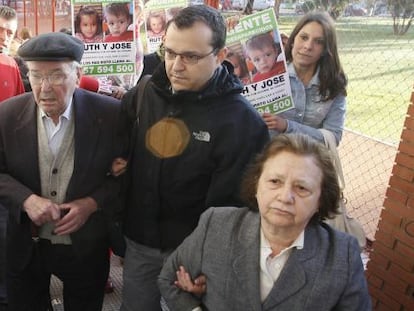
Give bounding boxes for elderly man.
[0,32,125,311]
[120,5,269,311]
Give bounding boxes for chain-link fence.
[338,17,412,242]
[13,1,413,242]
[279,7,413,241]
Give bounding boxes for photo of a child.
[165,7,181,21]
[146,10,166,38]
[104,2,134,42]
[226,48,250,85]
[74,5,103,43]
[244,32,285,83]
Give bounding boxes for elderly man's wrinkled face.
[27,61,80,124]
[256,151,322,235]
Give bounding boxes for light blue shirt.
[40,99,73,156]
[273,62,346,145]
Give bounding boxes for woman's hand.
[262,112,288,132]
[174,266,206,297]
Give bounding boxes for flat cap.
[18,32,84,62]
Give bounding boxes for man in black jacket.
[120,5,269,311]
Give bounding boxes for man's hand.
[54,197,98,235]
[23,194,60,226]
[174,266,207,297]
[110,85,127,99]
[111,157,128,177]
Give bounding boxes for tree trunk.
[243,0,254,14]
[273,0,282,19]
[393,15,414,35]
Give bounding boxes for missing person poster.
[71,0,137,77]
[141,0,187,53]
[226,8,294,114]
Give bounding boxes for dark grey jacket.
[159,206,372,311]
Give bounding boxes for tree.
[243,0,282,16]
[243,0,254,14]
[388,0,414,35]
[241,0,350,19]
[305,0,348,19]
[243,0,253,14]
[273,0,283,19]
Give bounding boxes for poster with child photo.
[142,0,187,53]
[226,8,294,114]
[72,0,137,80]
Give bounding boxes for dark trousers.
[0,206,7,306]
[7,239,109,311]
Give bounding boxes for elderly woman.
[158,134,371,311]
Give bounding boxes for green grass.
[278,15,414,145]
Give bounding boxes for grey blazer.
[159,206,371,311]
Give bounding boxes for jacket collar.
[232,214,320,310]
[15,90,103,200]
[262,225,319,309]
[14,95,41,193]
[65,89,102,198]
[232,211,263,311]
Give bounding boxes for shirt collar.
[40,97,73,121]
[260,228,305,257]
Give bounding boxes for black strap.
[135,74,151,120]
[126,75,151,165]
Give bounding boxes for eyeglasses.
[28,72,68,86]
[164,48,217,65]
